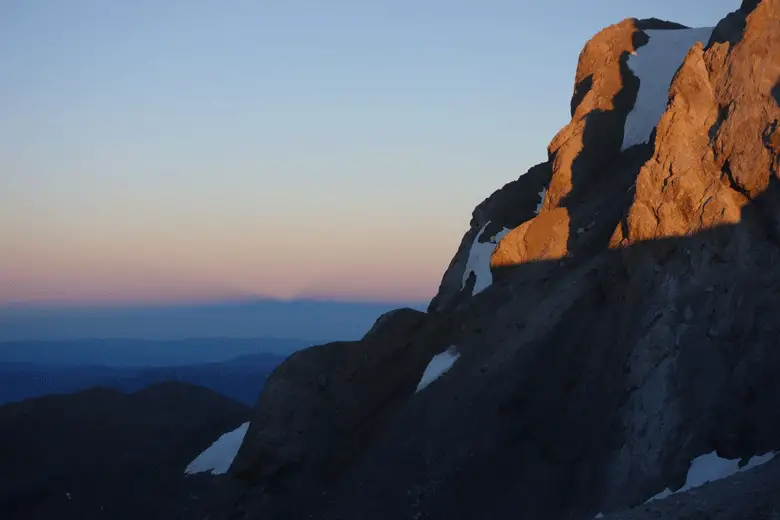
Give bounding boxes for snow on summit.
[621,27,714,150]
[462,222,511,295]
[535,186,547,215]
[185,422,250,475]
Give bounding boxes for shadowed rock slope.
[205,1,780,519]
[0,382,249,520]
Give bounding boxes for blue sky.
[0,0,736,305]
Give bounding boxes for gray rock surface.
[226,308,434,519]
[202,2,780,519]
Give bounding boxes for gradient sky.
[0,0,737,305]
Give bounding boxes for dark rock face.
[0,382,249,520]
[227,308,432,518]
[206,2,780,520]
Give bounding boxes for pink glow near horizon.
[0,268,441,306]
[0,205,458,305]
[2,0,736,309]
[0,285,437,307]
[0,242,446,306]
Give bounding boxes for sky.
[0,0,737,306]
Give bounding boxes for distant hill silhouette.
[0,352,286,406]
[0,382,249,520]
[0,337,312,366]
[0,299,427,342]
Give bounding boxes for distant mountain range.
[0,353,285,406]
[0,299,427,342]
[0,338,289,518]
[0,337,310,366]
[0,337,296,405]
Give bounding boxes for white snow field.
[535,186,547,215]
[621,27,714,150]
[461,222,511,295]
[184,421,251,475]
[647,450,778,502]
[416,346,461,393]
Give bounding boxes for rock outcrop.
[427,160,552,312]
[205,2,780,519]
[225,308,432,518]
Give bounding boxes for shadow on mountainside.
[442,179,780,520]
[204,72,780,520]
[206,185,780,520]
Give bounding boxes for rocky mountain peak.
[201,2,780,519]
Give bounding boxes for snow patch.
[647,450,777,503]
[184,422,250,475]
[461,222,511,295]
[416,346,460,393]
[621,27,714,150]
[535,186,547,215]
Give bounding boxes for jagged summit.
[201,2,780,519]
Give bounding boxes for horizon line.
[0,295,432,310]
